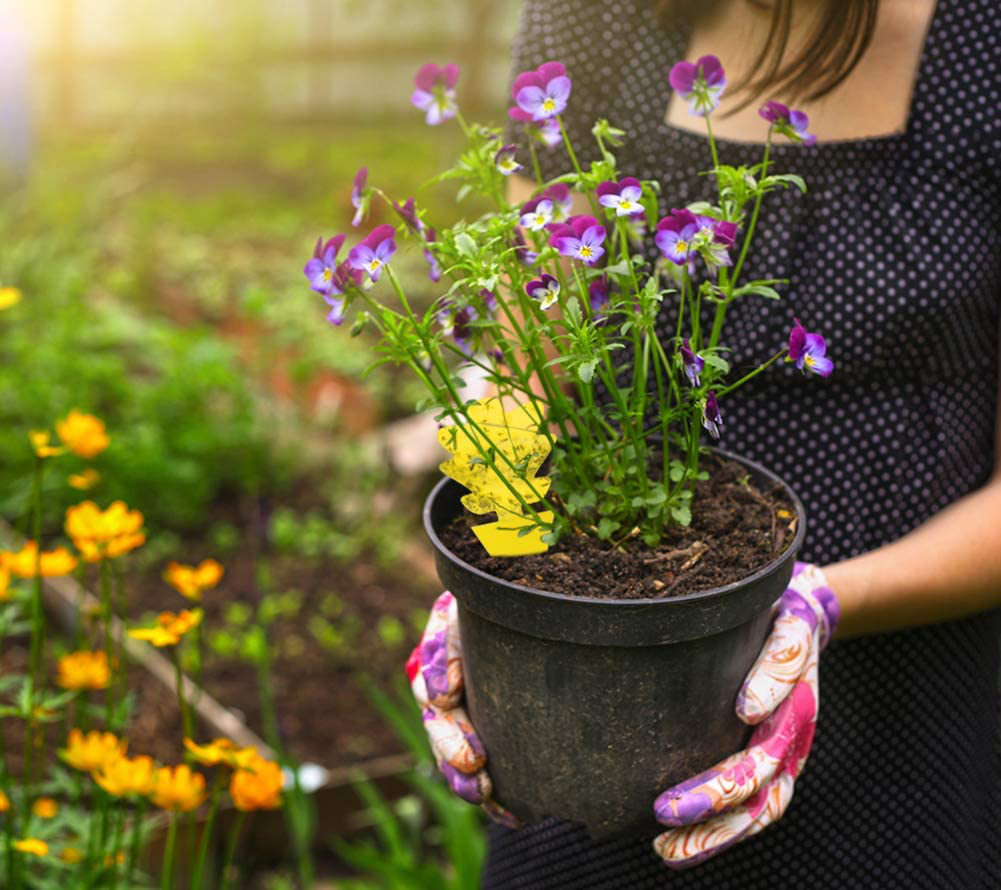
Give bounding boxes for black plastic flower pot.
[423,447,805,839]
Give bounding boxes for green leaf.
[768,173,807,194]
[578,360,597,384]
[701,353,730,373]
[670,504,692,526]
[596,517,620,540]
[454,233,477,258]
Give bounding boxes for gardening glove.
[651,562,840,868]
[406,591,522,828]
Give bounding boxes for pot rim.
[423,446,806,608]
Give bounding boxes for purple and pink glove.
[406,563,839,865]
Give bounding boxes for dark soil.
[441,455,797,599]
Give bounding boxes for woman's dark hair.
[656,0,880,111]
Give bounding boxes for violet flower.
[759,101,817,146]
[393,197,425,236]
[702,390,723,439]
[788,318,834,377]
[680,338,705,387]
[452,305,479,355]
[525,273,561,310]
[655,209,699,270]
[411,63,460,126]
[669,55,727,116]
[494,144,524,176]
[423,227,441,282]
[508,107,562,149]
[694,215,737,271]
[512,229,539,266]
[304,235,346,297]
[519,198,554,232]
[549,215,606,265]
[479,289,498,315]
[350,167,369,228]
[588,276,610,325]
[596,177,645,218]
[513,61,572,121]
[348,224,397,283]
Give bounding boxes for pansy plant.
[301,57,833,550]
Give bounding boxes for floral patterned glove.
[406,591,521,828]
[652,562,840,868]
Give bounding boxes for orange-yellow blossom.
[0,790,9,812]
[0,286,22,310]
[59,846,85,864]
[230,752,283,812]
[164,559,223,602]
[65,500,145,562]
[93,754,156,797]
[56,410,109,459]
[31,797,58,819]
[0,565,9,601]
[2,542,78,578]
[184,737,257,769]
[14,838,48,857]
[68,468,101,491]
[129,609,202,648]
[60,729,126,773]
[56,650,110,691]
[29,430,64,459]
[150,764,206,812]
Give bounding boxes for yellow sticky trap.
[438,398,552,558]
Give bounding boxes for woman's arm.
[826,370,1001,637]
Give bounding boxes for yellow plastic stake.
[437,398,552,557]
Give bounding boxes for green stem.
[714,349,786,398]
[219,811,246,890]
[100,559,114,727]
[173,650,193,741]
[732,135,773,286]
[126,797,147,885]
[190,772,226,890]
[161,812,178,890]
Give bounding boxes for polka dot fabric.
[486,0,1001,886]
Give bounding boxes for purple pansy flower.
[494,144,524,176]
[788,318,834,377]
[543,184,573,221]
[348,223,397,283]
[655,209,699,269]
[669,55,727,116]
[423,227,441,283]
[508,107,562,149]
[680,338,705,387]
[520,198,554,232]
[759,101,817,146]
[304,234,347,297]
[525,273,561,310]
[512,229,538,266]
[411,62,460,126]
[513,61,572,121]
[693,215,738,271]
[350,167,369,228]
[480,289,498,315]
[596,177,645,218]
[702,390,723,440]
[393,197,425,236]
[548,215,606,265]
[451,305,479,355]
[588,276,610,325]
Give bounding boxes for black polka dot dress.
[484,0,1001,886]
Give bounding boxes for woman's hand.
[652,563,840,868]
[405,591,521,828]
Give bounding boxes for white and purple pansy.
[525,273,561,310]
[680,338,705,387]
[304,234,347,297]
[669,55,727,117]
[513,61,572,121]
[451,305,479,356]
[350,167,369,228]
[411,62,460,126]
[702,390,723,439]
[479,289,498,316]
[548,215,606,265]
[596,177,645,218]
[759,101,817,146]
[655,209,699,269]
[541,183,572,221]
[519,198,555,231]
[508,106,562,149]
[512,229,539,266]
[788,318,834,377]
[348,223,397,283]
[588,276,610,325]
[494,144,524,176]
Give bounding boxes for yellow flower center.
[579,246,593,259]
[322,268,332,281]
[542,97,556,112]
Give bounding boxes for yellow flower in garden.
[56,650,110,691]
[94,755,156,798]
[0,790,9,812]
[164,559,224,602]
[0,286,22,310]
[129,609,202,648]
[150,764,206,812]
[65,500,145,562]
[60,729,126,773]
[2,542,78,578]
[60,847,85,864]
[229,752,283,812]
[56,411,110,459]
[31,797,59,819]
[14,838,48,857]
[28,430,64,459]
[68,468,101,491]
[0,565,9,602]
[183,737,256,769]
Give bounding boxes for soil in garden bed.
[441,454,796,599]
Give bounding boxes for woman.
[410,0,1001,885]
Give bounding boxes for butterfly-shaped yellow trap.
[437,398,554,557]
